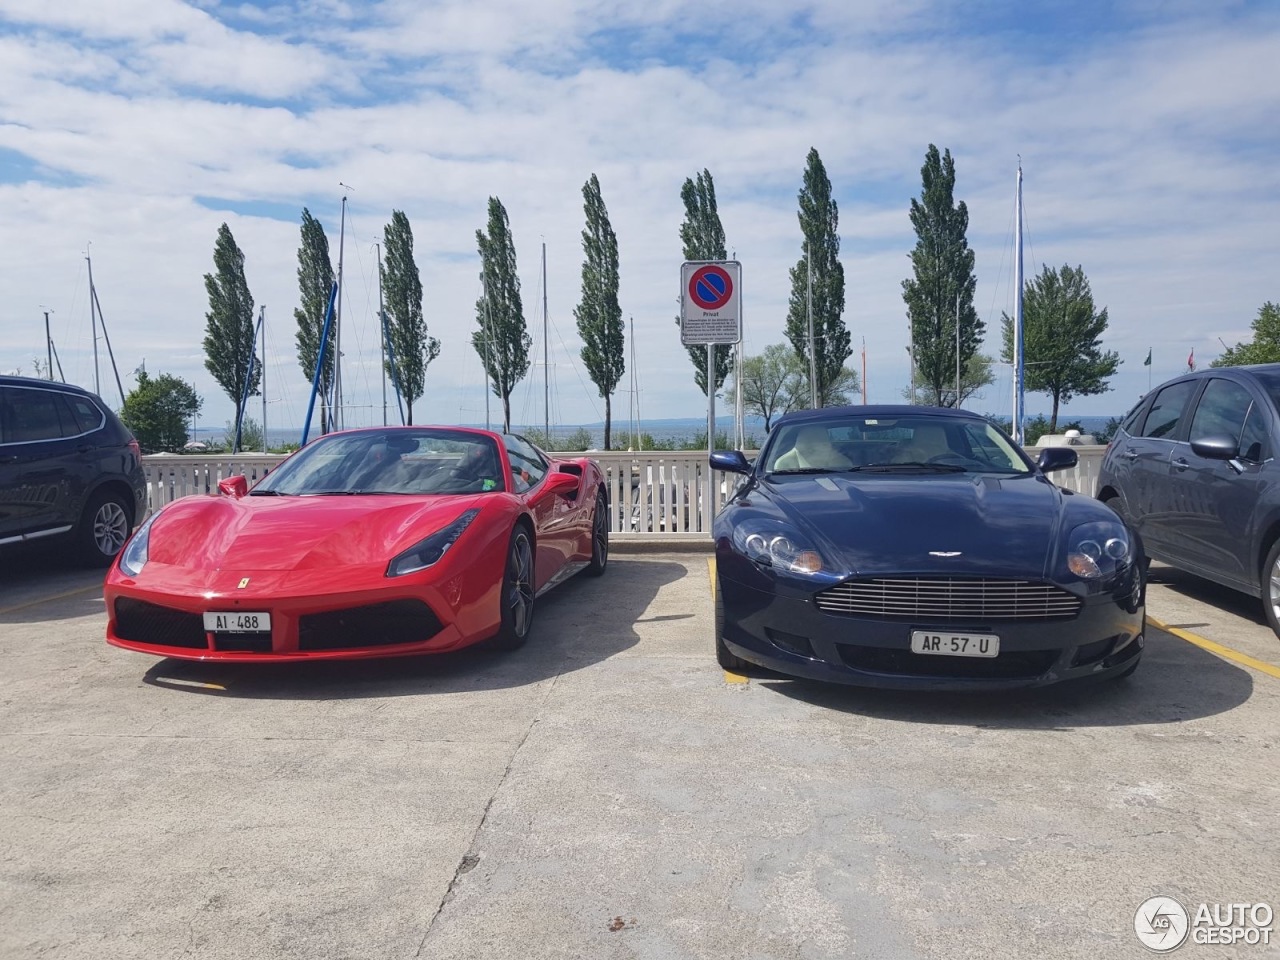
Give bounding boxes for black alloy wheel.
[492,525,536,651]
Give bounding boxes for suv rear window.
[1139,380,1198,439]
[1,387,102,443]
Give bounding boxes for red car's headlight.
[386,509,481,577]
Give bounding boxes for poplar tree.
[574,174,625,450]
[202,223,259,431]
[678,169,732,395]
[784,148,852,407]
[1001,264,1120,430]
[382,210,439,425]
[902,145,988,406]
[473,197,530,432]
[293,208,335,432]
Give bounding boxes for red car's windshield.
[252,430,506,496]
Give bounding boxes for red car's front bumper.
[104,556,504,662]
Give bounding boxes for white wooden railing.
[141,446,1108,540]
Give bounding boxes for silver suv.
[1098,363,1280,637]
[0,376,147,565]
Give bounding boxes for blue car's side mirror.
[1190,435,1238,461]
[710,450,752,475]
[1036,447,1078,474]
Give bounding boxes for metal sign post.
[681,261,742,529]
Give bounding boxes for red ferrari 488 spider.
[104,427,609,661]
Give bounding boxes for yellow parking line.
[708,557,749,684]
[1148,615,1280,681]
[0,584,101,616]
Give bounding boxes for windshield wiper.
[768,467,839,475]
[248,489,283,496]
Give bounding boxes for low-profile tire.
[491,524,536,652]
[586,491,609,577]
[714,573,751,672]
[77,489,132,567]
[1261,539,1280,640]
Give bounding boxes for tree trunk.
[604,393,612,451]
[406,399,414,426]
[1050,393,1060,433]
[502,394,511,434]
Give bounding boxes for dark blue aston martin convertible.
[711,406,1145,690]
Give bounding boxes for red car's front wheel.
[492,525,535,651]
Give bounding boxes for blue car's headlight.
[386,509,481,577]
[732,518,824,575]
[117,510,161,577]
[1066,520,1131,580]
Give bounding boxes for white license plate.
[203,612,271,633]
[910,630,1000,658]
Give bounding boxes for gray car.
[0,376,147,565]
[1098,363,1280,638]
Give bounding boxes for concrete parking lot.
[1,547,1277,959]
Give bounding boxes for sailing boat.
[85,252,127,408]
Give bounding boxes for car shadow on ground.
[0,547,106,624]
[138,558,687,700]
[755,627,1255,729]
[1147,562,1267,627]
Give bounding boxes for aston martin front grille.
[815,578,1081,621]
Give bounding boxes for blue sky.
[1,0,1278,437]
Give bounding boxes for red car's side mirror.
[218,475,249,499]
[542,472,580,498]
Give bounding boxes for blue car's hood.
[758,473,1067,578]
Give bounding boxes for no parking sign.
[680,261,741,345]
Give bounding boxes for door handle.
[1123,450,1138,461]
[1172,458,1189,472]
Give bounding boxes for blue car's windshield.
[251,429,506,496]
[763,416,1032,475]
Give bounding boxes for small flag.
[1143,349,1152,367]
[1187,348,1195,371]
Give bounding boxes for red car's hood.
[149,494,485,571]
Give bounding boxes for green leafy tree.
[473,197,531,432]
[222,416,264,453]
[727,343,805,430]
[574,174,625,450]
[293,208,335,433]
[1212,302,1280,366]
[202,223,259,431]
[1000,264,1120,431]
[678,169,732,394]
[904,353,996,407]
[119,371,202,453]
[785,148,852,407]
[382,210,440,425]
[902,145,989,406]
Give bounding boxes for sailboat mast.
[260,306,267,454]
[44,310,53,381]
[1013,162,1025,443]
[376,242,387,426]
[806,240,817,408]
[86,253,100,396]
[334,187,349,431]
[542,241,549,443]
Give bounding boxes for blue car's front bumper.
[716,551,1145,691]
